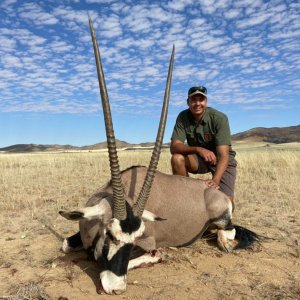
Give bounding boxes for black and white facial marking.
[98,207,145,294]
[61,232,83,254]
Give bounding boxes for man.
[170,86,237,207]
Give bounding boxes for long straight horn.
[88,16,127,221]
[133,45,175,216]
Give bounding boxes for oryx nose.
[113,288,126,295]
[98,279,127,295]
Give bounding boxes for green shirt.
[171,107,236,160]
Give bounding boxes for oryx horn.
[88,16,127,221]
[133,45,175,216]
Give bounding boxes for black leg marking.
[210,210,232,230]
[67,232,83,249]
[130,246,146,260]
[225,220,235,231]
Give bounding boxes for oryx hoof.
[217,229,236,253]
[61,238,83,253]
[61,238,71,253]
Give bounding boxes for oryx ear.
[59,210,84,221]
[142,210,167,222]
[59,202,110,221]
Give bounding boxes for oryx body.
[78,166,232,252]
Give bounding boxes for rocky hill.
[231,125,300,143]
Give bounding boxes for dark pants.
[194,155,237,197]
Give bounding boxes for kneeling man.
[170,86,237,208]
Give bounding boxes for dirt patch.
[1,212,299,300]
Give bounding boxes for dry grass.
[0,150,172,215]
[235,149,300,227]
[0,144,299,233]
[0,145,298,215]
[7,282,50,300]
[0,143,299,299]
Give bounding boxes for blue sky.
[0,0,299,147]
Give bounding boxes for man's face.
[188,94,207,117]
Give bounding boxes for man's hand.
[197,148,216,165]
[204,179,220,189]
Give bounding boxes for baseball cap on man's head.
[188,86,207,98]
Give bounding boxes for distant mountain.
[232,125,300,143]
[0,140,156,153]
[0,143,79,152]
[80,140,136,150]
[1,125,298,153]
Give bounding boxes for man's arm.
[206,113,232,188]
[171,139,217,165]
[206,145,229,187]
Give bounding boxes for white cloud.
[173,64,199,80]
[0,81,8,89]
[0,36,16,51]
[199,37,227,51]
[199,0,217,14]
[1,0,17,6]
[1,54,22,68]
[98,14,122,37]
[149,6,174,22]
[0,0,298,118]
[0,69,18,79]
[167,0,193,11]
[50,40,74,52]
[53,6,90,24]
[18,2,58,25]
[122,11,153,33]
[236,11,271,29]
[224,9,241,19]
[268,29,300,40]
[219,43,241,57]
[234,0,263,10]
[86,0,115,3]
[0,28,47,49]
[0,0,18,15]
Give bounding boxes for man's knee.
[171,153,188,176]
[171,153,185,168]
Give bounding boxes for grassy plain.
[0,142,299,299]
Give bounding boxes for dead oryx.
[59,17,260,295]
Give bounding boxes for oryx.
[59,17,260,295]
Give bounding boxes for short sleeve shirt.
[171,107,236,160]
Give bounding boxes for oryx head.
[88,16,174,294]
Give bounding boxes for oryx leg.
[211,202,237,253]
[128,250,162,270]
[61,232,83,253]
[212,215,237,253]
[128,236,161,270]
[205,187,237,253]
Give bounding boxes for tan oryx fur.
[79,166,233,251]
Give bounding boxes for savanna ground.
[0,142,299,300]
